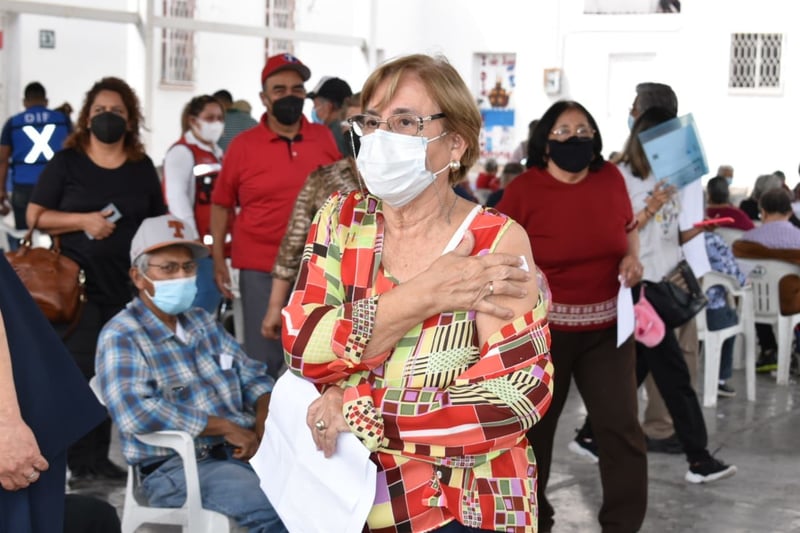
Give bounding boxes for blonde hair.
[360,54,481,185]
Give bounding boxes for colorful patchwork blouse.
[282,191,554,532]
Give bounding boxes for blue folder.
[638,113,708,188]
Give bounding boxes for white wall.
[1,0,797,191]
[4,1,130,123]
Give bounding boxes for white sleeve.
[163,145,198,233]
[678,179,704,231]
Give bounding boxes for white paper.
[219,353,234,370]
[678,180,711,277]
[251,371,377,533]
[617,283,634,347]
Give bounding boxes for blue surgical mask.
[144,275,197,315]
[627,114,635,131]
[311,108,323,124]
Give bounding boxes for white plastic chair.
[218,259,245,345]
[0,220,29,253]
[695,271,756,407]
[0,220,52,252]
[735,258,800,385]
[88,377,242,533]
[714,227,744,247]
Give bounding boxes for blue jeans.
[192,256,222,315]
[705,306,737,381]
[140,454,287,533]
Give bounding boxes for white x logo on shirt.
[22,124,56,163]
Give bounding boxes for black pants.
[582,326,710,464]
[11,184,34,230]
[756,323,777,353]
[527,327,647,533]
[64,494,121,533]
[57,299,125,471]
[5,184,34,251]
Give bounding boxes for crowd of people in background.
[3,49,800,533]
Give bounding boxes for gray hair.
[132,252,151,274]
[751,174,783,201]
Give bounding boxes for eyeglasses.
[550,126,595,140]
[348,112,446,137]
[147,261,198,275]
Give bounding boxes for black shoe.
[756,349,778,373]
[685,456,737,483]
[94,459,127,480]
[646,433,683,454]
[717,382,736,398]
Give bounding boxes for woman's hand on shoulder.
[417,229,532,321]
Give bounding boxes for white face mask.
[196,120,224,144]
[356,129,449,208]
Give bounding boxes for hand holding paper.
[251,371,376,533]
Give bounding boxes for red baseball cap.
[261,53,311,85]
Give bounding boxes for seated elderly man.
[95,214,286,533]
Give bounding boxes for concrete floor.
[70,367,800,533]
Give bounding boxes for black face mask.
[90,112,127,144]
[269,95,304,126]
[547,137,595,173]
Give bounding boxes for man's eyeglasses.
[147,261,198,275]
[348,113,446,137]
[550,126,595,140]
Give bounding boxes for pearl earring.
[449,160,461,171]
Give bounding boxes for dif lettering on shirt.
[23,110,54,123]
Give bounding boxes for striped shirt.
[282,191,554,533]
[95,297,274,464]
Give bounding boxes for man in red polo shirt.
[210,53,340,376]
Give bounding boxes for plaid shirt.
[96,297,274,464]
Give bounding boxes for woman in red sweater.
[496,100,647,533]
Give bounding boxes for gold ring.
[26,470,38,482]
[488,281,494,296]
[315,420,327,431]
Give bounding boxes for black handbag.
[641,259,707,329]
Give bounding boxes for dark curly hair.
[64,77,147,161]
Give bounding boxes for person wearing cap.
[308,76,353,156]
[94,214,286,533]
[210,53,340,377]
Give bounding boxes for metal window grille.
[161,0,195,85]
[265,0,295,58]
[729,33,782,89]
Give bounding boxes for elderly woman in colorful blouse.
[281,54,553,533]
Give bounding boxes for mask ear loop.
[348,129,367,194]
